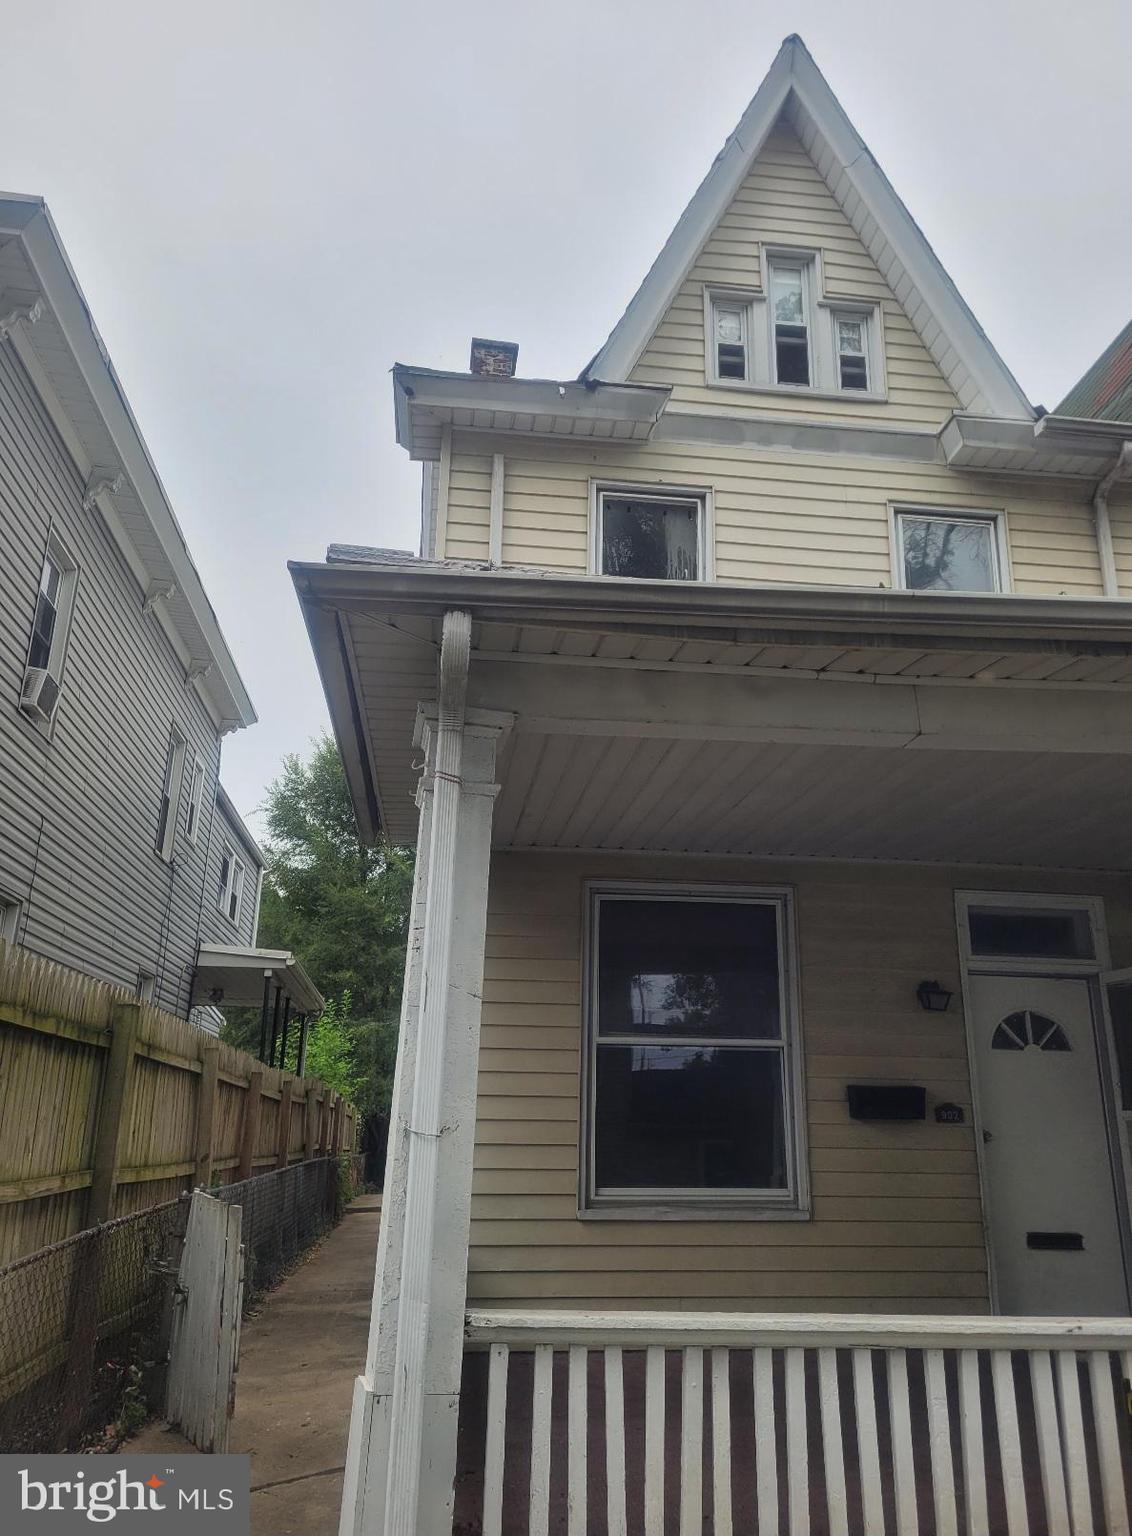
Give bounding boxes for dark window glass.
[775,327,809,384]
[28,553,63,671]
[968,907,1094,960]
[601,498,699,580]
[595,1046,787,1190]
[597,899,781,1039]
[717,343,746,379]
[155,739,178,854]
[219,851,231,905]
[840,355,868,389]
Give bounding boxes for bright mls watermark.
[0,1456,249,1531]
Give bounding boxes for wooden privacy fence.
[0,940,357,1265]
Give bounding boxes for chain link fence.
[0,1155,362,1453]
[0,1199,185,1454]
[212,1155,356,1303]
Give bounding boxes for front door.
[969,972,1127,1315]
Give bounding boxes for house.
[295,37,1132,1536]
[0,194,319,1042]
[1058,318,1132,424]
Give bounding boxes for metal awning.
[192,945,323,1015]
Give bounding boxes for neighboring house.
[1059,318,1132,424]
[0,194,318,1041]
[296,38,1132,1536]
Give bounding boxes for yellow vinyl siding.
[444,449,492,561]
[446,431,1105,595]
[630,123,960,426]
[469,853,1132,1312]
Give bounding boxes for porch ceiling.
[293,558,1132,865]
[491,731,1132,868]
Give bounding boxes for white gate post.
[340,610,510,1536]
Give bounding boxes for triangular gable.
[586,36,1034,422]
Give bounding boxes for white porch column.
[340,610,510,1536]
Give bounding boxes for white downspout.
[381,608,471,1536]
[1093,442,1132,598]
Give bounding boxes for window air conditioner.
[19,666,62,725]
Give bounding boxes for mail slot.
[1027,1232,1084,1251]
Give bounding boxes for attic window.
[712,302,748,380]
[770,262,810,386]
[835,314,869,390]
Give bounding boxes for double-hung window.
[184,757,205,844]
[155,727,188,861]
[834,312,869,390]
[712,300,749,380]
[219,846,246,925]
[20,535,78,728]
[584,884,804,1214]
[594,485,710,582]
[770,260,810,385]
[894,509,1005,593]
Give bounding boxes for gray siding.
[0,336,227,1016]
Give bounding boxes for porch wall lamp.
[917,979,953,1012]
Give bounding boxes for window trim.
[588,480,715,583]
[579,880,809,1221]
[155,726,188,862]
[705,287,763,386]
[136,970,156,1003]
[184,755,206,846]
[889,504,1011,594]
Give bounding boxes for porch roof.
[191,944,323,1015]
[292,552,1132,869]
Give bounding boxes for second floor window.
[596,488,706,581]
[184,758,205,844]
[155,728,188,861]
[20,535,78,728]
[895,509,1004,593]
[219,847,246,925]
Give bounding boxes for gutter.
[1093,442,1132,598]
[291,558,1132,648]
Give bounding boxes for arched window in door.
[991,1010,1071,1052]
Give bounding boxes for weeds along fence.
[0,939,358,1266]
[0,1156,358,1453]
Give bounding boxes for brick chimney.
[469,338,518,378]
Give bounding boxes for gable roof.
[1057,319,1132,423]
[585,36,1034,422]
[0,193,256,731]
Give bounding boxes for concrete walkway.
[126,1192,379,1535]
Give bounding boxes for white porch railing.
[462,1310,1132,1536]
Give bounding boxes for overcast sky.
[3,0,1130,835]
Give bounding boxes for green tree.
[220,736,412,1125]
